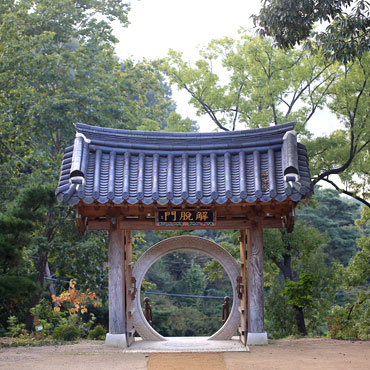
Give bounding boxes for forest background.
[0,0,369,342]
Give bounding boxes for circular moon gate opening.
[142,249,232,337]
[132,236,241,340]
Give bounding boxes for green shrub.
[53,323,79,341]
[88,325,106,340]
[30,299,63,337]
[327,292,370,340]
[0,275,39,331]
[7,316,26,338]
[265,278,296,338]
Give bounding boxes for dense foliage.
[0,0,190,335]
[163,34,370,208]
[254,0,370,63]
[0,0,369,342]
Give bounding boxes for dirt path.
[148,353,226,370]
[1,338,369,370]
[223,338,370,370]
[0,341,147,370]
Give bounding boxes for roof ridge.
[74,121,296,139]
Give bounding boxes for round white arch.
[132,235,241,341]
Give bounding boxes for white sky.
[113,0,341,136]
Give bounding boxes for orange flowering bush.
[51,279,102,315]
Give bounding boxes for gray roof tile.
[56,122,313,205]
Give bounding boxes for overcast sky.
[113,0,340,135]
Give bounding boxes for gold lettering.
[180,211,193,221]
[196,211,209,222]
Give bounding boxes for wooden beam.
[87,220,110,230]
[119,218,253,230]
[86,217,283,231]
[262,218,283,228]
[75,209,87,235]
[75,198,295,220]
[283,206,295,233]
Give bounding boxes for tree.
[254,0,370,63]
[326,207,370,339]
[164,33,337,134]
[181,264,208,297]
[49,230,109,300]
[0,0,181,329]
[163,33,370,206]
[0,7,172,181]
[264,189,367,336]
[264,221,340,336]
[164,112,199,133]
[0,183,55,331]
[281,271,318,336]
[306,52,370,206]
[137,111,198,132]
[298,188,364,264]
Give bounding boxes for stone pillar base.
[105,333,127,348]
[247,332,268,345]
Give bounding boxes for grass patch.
[0,337,77,348]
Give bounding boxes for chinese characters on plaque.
[156,209,216,226]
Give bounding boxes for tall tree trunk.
[25,211,55,330]
[294,306,307,336]
[45,261,58,307]
[274,250,307,336]
[25,251,47,330]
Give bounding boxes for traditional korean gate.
[56,121,313,348]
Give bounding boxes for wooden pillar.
[105,222,127,347]
[124,230,135,346]
[239,229,248,345]
[247,219,268,344]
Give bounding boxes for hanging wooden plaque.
[156,209,216,226]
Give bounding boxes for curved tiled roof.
[56,122,312,206]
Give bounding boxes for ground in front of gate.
[1,338,369,370]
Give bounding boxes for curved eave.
[59,188,311,208]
